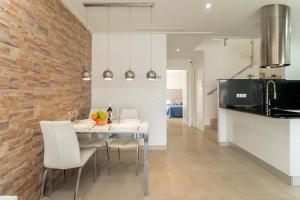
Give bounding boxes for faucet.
[266,80,277,116]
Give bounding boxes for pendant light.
[125,6,135,81]
[146,5,157,81]
[82,68,91,81]
[103,5,113,80]
[82,7,91,81]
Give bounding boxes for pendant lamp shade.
[103,68,113,80]
[125,68,135,80]
[146,68,156,81]
[82,68,91,81]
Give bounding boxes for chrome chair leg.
[63,170,66,183]
[138,146,140,161]
[40,168,48,198]
[74,167,82,200]
[136,146,139,176]
[97,148,101,176]
[106,142,110,161]
[108,147,111,176]
[94,152,97,182]
[117,148,120,160]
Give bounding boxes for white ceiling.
[167,36,204,59]
[63,0,300,59]
[64,0,300,36]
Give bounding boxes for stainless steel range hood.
[261,4,291,68]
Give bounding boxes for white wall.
[195,39,260,126]
[182,71,188,123]
[284,5,300,80]
[166,70,186,89]
[167,58,192,69]
[92,33,167,146]
[285,36,300,80]
[192,52,204,131]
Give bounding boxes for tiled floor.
[43,119,300,200]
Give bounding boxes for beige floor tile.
[43,119,300,200]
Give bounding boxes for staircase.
[205,118,218,130]
[210,118,218,129]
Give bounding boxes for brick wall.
[0,0,91,199]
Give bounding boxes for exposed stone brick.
[0,0,91,199]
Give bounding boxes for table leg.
[144,135,149,196]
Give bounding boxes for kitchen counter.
[218,108,300,186]
[219,79,300,119]
[221,105,300,119]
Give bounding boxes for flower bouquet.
[90,111,108,125]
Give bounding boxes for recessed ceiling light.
[176,48,180,52]
[206,3,212,9]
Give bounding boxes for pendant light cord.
[150,6,153,69]
[129,6,132,68]
[85,7,88,70]
[107,5,110,68]
[85,31,88,69]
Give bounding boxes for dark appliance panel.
[275,81,300,110]
[219,79,265,109]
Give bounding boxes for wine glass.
[67,111,73,121]
[74,109,79,120]
[72,110,76,121]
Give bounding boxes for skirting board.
[230,142,300,186]
[149,145,167,150]
[218,142,230,146]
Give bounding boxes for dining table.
[73,119,150,196]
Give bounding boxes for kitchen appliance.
[261,4,291,68]
[219,79,265,113]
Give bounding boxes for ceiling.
[64,0,300,36]
[63,0,300,59]
[167,36,204,60]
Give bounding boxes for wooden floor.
[43,119,300,200]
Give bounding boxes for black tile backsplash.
[219,79,300,118]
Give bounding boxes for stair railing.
[206,39,255,96]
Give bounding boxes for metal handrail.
[206,88,218,96]
[206,39,255,96]
[206,62,255,95]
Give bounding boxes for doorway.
[166,70,188,123]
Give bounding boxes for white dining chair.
[78,137,109,175]
[40,121,97,200]
[107,139,139,175]
[107,108,140,175]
